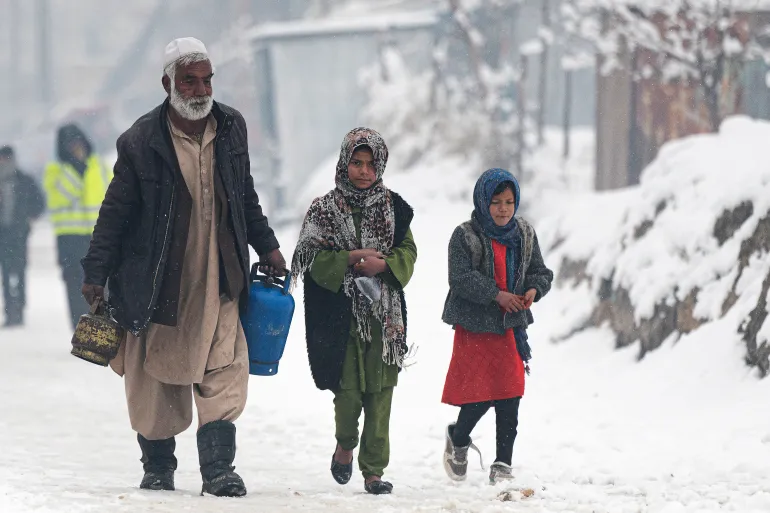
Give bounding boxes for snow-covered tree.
[363,0,540,175]
[563,0,770,131]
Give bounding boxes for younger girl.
[441,168,553,484]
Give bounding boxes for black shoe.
[197,420,247,497]
[138,435,177,491]
[330,453,353,485]
[364,479,393,495]
[2,313,23,328]
[140,470,175,491]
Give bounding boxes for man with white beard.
[81,38,286,497]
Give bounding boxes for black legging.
[451,397,521,466]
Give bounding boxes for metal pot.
[70,298,124,366]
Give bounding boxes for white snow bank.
[4,118,770,510]
[540,116,770,356]
[3,217,770,512]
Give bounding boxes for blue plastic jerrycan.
[241,263,295,376]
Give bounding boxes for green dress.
[309,206,417,478]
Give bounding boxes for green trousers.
[334,386,394,478]
[333,318,398,478]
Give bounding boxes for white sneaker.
[443,423,484,481]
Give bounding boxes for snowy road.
[2,216,770,513]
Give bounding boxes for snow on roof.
[327,0,444,17]
[244,9,440,42]
[602,0,770,12]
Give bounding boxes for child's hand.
[348,248,383,266]
[495,291,526,313]
[354,256,387,277]
[523,289,537,309]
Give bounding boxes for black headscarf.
[56,124,93,175]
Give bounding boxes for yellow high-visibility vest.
[43,154,112,236]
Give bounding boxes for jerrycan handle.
[251,263,292,295]
[282,272,293,295]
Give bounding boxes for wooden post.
[516,54,528,177]
[537,0,551,146]
[563,68,572,159]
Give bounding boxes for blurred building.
[0,0,312,174]
[595,7,770,190]
[0,0,602,211]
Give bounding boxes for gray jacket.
[441,217,553,334]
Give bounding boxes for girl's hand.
[495,291,526,313]
[348,248,383,266]
[523,288,537,309]
[354,256,387,277]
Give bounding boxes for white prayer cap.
[163,37,209,70]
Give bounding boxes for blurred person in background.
[81,37,286,497]
[43,124,111,329]
[0,146,45,327]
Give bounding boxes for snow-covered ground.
[2,127,770,512]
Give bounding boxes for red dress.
[442,240,526,406]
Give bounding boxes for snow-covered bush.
[540,116,770,375]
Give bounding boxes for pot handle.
[89,297,105,316]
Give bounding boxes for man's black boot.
[138,434,177,491]
[197,420,246,497]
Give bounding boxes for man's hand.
[348,248,383,266]
[354,256,387,278]
[82,284,105,306]
[522,288,537,309]
[259,249,287,277]
[495,291,526,313]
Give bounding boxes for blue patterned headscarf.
[472,168,521,248]
[472,168,531,367]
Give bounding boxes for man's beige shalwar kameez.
[110,114,248,440]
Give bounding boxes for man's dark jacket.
[82,100,279,335]
[0,169,45,247]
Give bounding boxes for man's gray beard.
[169,85,213,121]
